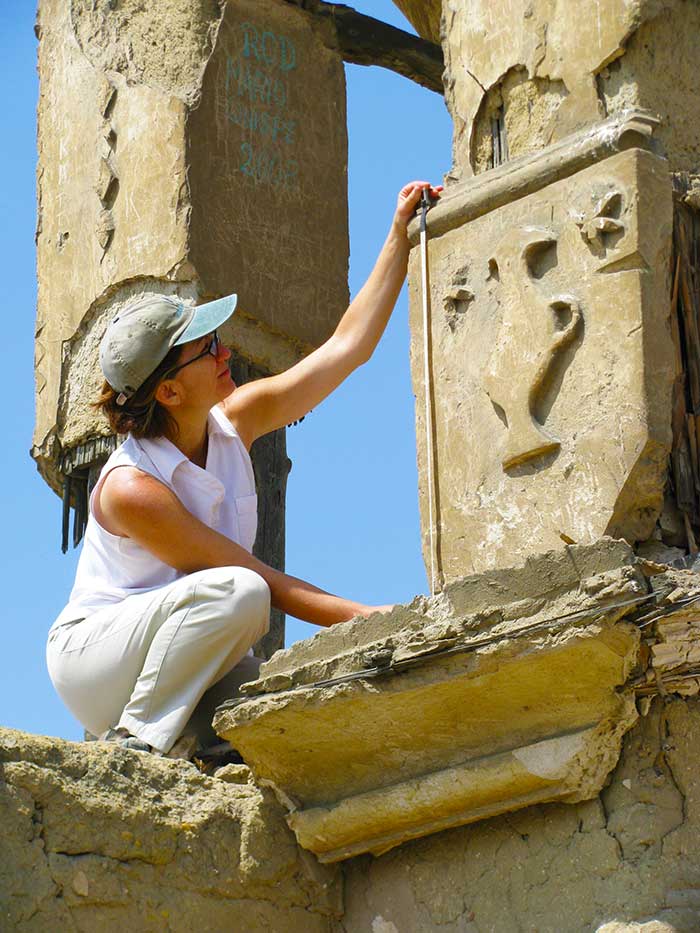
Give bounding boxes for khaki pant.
[47,566,270,753]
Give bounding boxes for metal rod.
[420,188,439,595]
[218,591,656,709]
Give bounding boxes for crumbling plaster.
[69,0,224,105]
[5,544,700,928]
[440,0,695,180]
[34,0,193,465]
[212,540,700,865]
[5,694,700,931]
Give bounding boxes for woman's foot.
[102,727,200,761]
[102,726,153,754]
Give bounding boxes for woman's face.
[164,331,236,412]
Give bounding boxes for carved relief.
[442,264,474,332]
[96,78,118,255]
[481,185,633,471]
[483,227,583,470]
[409,145,673,579]
[575,190,624,250]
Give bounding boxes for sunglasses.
[164,331,220,379]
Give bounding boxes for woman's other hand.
[356,604,396,618]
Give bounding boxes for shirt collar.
[207,404,238,439]
[134,405,237,484]
[135,434,188,485]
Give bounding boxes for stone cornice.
[408,110,662,245]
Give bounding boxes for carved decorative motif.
[483,227,583,470]
[96,78,118,255]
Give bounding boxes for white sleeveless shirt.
[51,405,257,631]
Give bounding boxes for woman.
[46,180,440,757]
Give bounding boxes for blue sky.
[1,2,451,742]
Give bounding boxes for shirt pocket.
[235,494,258,552]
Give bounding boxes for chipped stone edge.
[287,698,638,863]
[407,109,662,244]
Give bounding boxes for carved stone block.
[408,138,673,581]
[214,540,643,862]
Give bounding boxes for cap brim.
[174,293,237,346]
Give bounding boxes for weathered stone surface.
[390,0,442,44]
[339,696,700,933]
[408,139,673,581]
[597,924,679,933]
[34,0,348,490]
[441,0,700,180]
[0,728,341,931]
[633,567,700,698]
[214,540,645,862]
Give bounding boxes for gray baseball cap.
[100,293,237,404]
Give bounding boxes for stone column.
[404,0,700,582]
[35,0,350,653]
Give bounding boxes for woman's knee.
[206,566,270,637]
[171,566,270,639]
[231,568,270,636]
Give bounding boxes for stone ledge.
[287,723,633,862]
[238,537,644,696]
[214,539,650,862]
[406,109,661,244]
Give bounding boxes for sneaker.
[102,727,153,754]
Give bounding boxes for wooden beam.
[283,0,444,94]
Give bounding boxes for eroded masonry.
[5,0,700,930]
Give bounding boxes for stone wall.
[339,697,700,933]
[0,728,341,931]
[5,699,700,932]
[34,0,348,493]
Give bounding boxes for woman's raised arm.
[222,180,441,448]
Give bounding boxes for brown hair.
[93,344,183,440]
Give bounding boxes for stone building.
[4,1,700,930]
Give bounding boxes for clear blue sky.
[1,2,451,742]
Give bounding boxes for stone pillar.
[34,0,349,651]
[405,0,700,582]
